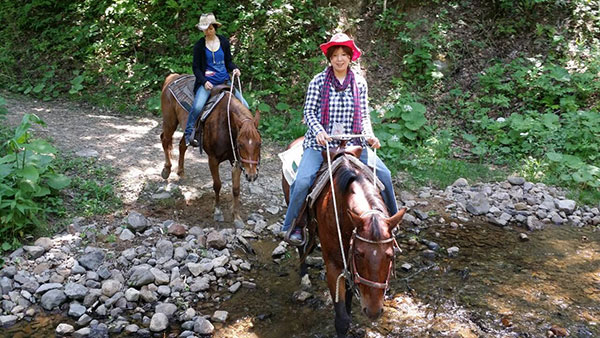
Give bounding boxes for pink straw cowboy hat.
[319,33,362,61]
[196,13,222,30]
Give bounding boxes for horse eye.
[355,249,365,258]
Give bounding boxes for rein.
[325,135,385,302]
[226,74,259,169]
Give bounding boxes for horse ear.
[254,109,260,128]
[387,207,407,230]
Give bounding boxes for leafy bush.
[0,113,71,252]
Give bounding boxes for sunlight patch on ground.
[214,316,259,338]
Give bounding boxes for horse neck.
[225,93,253,129]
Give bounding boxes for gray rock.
[507,176,525,185]
[125,288,140,302]
[555,199,577,214]
[139,287,158,303]
[149,313,169,332]
[41,289,67,310]
[155,302,177,318]
[157,285,171,297]
[95,304,107,316]
[293,290,313,302]
[212,310,229,323]
[119,229,135,241]
[56,323,75,335]
[206,231,227,249]
[101,279,122,297]
[34,237,53,251]
[447,246,459,257]
[413,209,429,220]
[150,268,169,285]
[35,283,63,294]
[23,245,45,259]
[73,327,92,338]
[156,240,174,263]
[214,267,227,277]
[272,244,287,257]
[212,255,229,268]
[229,281,242,293]
[452,178,468,187]
[190,278,210,292]
[466,193,490,216]
[77,313,92,326]
[0,315,18,327]
[127,211,148,232]
[125,324,139,333]
[193,317,215,334]
[128,266,155,287]
[64,283,88,300]
[174,247,188,261]
[401,263,412,271]
[489,212,512,226]
[78,250,105,270]
[519,233,529,241]
[68,303,87,318]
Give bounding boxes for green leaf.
[33,83,45,93]
[546,152,563,162]
[1,242,11,251]
[258,103,271,113]
[403,130,417,140]
[541,113,559,130]
[24,139,56,154]
[19,165,39,184]
[47,174,71,190]
[275,102,290,111]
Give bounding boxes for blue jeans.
[282,147,398,232]
[184,83,249,141]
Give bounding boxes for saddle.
[191,84,233,153]
[286,146,385,248]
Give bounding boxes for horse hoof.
[214,208,224,222]
[177,169,185,177]
[161,167,170,179]
[233,219,245,229]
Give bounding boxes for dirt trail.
[3,92,287,222]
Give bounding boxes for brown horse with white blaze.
[284,142,406,337]
[160,73,261,226]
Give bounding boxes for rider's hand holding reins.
[366,136,381,149]
[317,131,332,146]
[232,68,241,77]
[204,81,213,90]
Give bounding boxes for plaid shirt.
[303,68,374,151]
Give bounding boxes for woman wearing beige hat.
[282,33,398,245]
[184,13,249,147]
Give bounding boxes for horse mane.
[335,156,388,240]
[228,94,260,139]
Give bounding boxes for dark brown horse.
[283,139,406,337]
[160,73,261,226]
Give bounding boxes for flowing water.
[4,223,599,337]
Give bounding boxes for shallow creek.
[3,223,599,338]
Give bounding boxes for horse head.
[235,107,261,182]
[346,188,407,320]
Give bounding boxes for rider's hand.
[367,136,381,149]
[232,68,241,77]
[316,131,332,146]
[204,82,213,90]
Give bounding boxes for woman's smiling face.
[329,46,351,74]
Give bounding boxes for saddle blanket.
[167,74,195,113]
[279,144,383,206]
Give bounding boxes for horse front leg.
[208,157,224,223]
[231,164,244,228]
[326,264,351,338]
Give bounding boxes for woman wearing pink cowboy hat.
[282,33,399,245]
[184,13,249,147]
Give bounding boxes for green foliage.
[0,113,71,253]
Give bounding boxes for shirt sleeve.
[192,40,207,87]
[303,74,325,136]
[359,79,375,138]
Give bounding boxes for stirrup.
[284,222,307,247]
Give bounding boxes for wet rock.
[56,323,74,335]
[421,239,439,251]
[150,313,169,332]
[193,317,215,334]
[127,211,148,232]
[414,209,429,220]
[422,249,436,259]
[78,249,105,270]
[212,310,229,323]
[119,229,135,241]
[41,289,67,310]
[447,246,459,257]
[0,315,18,327]
[206,231,227,249]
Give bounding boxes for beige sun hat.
[196,13,222,31]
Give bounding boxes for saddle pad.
[200,92,226,122]
[279,142,304,186]
[307,154,384,209]
[167,74,195,113]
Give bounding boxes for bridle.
[226,74,260,173]
[347,210,400,294]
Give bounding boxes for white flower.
[403,104,412,112]
[520,132,529,137]
[390,135,400,142]
[496,117,506,122]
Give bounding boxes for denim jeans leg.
[360,150,399,215]
[282,148,324,232]
[184,86,211,139]
[233,89,249,108]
